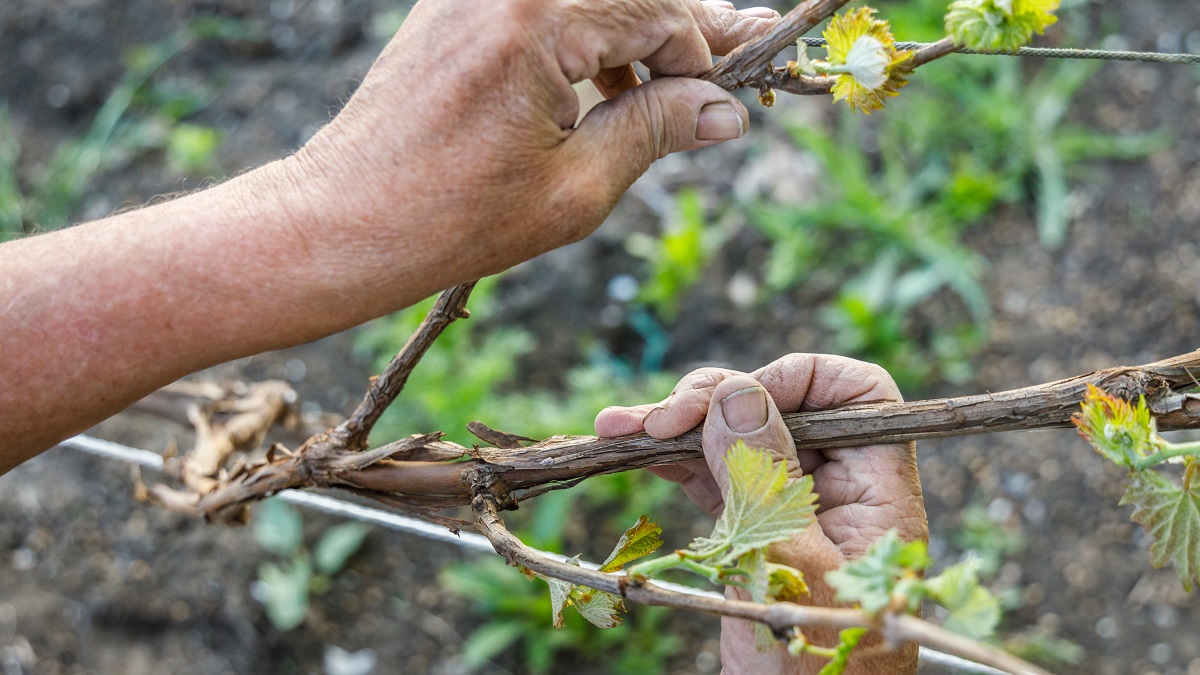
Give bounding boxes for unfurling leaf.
[926,560,1000,639]
[945,0,1059,52]
[600,515,665,573]
[1121,469,1200,591]
[572,588,625,628]
[768,563,809,600]
[688,441,818,566]
[542,555,580,629]
[821,8,913,113]
[825,530,929,614]
[1072,385,1158,468]
[537,555,627,629]
[742,549,808,652]
[815,627,869,675]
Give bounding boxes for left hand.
[595,354,928,674]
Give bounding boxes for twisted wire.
[798,37,1200,64]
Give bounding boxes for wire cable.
[58,434,1008,675]
[798,37,1200,64]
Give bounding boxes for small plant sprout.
[788,8,913,113]
[1073,386,1200,590]
[945,0,1060,52]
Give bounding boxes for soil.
[3,1,1200,674]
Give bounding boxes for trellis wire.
[798,37,1200,64]
[57,434,1007,675]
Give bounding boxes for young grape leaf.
[1121,469,1200,591]
[599,515,665,573]
[545,576,575,629]
[741,549,795,651]
[926,560,1000,639]
[1072,385,1157,468]
[815,627,869,675]
[768,562,809,601]
[571,588,625,629]
[825,529,929,614]
[945,0,1059,52]
[689,441,818,566]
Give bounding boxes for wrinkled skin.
[0,0,779,470]
[596,354,927,674]
[288,0,782,292]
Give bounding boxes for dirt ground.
[3,0,1200,673]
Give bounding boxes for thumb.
[701,375,800,495]
[562,77,747,203]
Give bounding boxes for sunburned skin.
[0,0,778,473]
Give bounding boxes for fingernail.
[719,387,768,433]
[696,102,745,141]
[741,6,780,19]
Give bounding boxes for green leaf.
[253,498,304,557]
[926,560,1000,639]
[599,515,665,573]
[546,576,575,629]
[945,0,1059,52]
[461,621,523,668]
[688,442,818,566]
[815,627,869,675]
[257,557,312,631]
[571,589,625,629]
[313,522,371,576]
[1121,469,1200,591]
[825,530,929,614]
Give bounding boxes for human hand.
[279,0,778,311]
[595,354,927,674]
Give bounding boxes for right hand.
[597,354,928,674]
[282,0,779,307]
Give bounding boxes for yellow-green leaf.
[572,589,625,629]
[926,560,1000,639]
[822,7,913,113]
[1121,469,1200,591]
[688,442,818,566]
[945,0,1059,52]
[815,627,869,675]
[1072,385,1157,467]
[599,515,665,573]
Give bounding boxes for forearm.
[0,157,460,473]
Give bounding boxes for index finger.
[558,0,778,85]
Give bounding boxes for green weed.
[252,497,371,631]
[441,557,681,674]
[627,188,723,322]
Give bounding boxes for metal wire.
[58,434,1008,675]
[798,37,1200,64]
